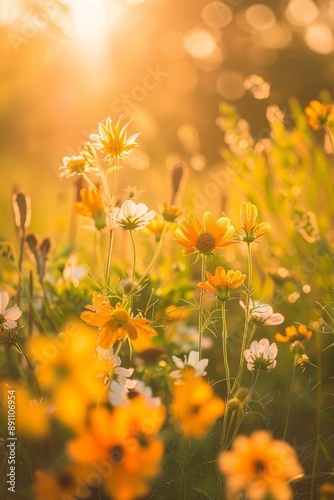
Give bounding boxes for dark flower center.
[109,445,123,465]
[196,231,216,253]
[254,459,266,474]
[57,471,75,489]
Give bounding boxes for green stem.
[128,230,137,311]
[221,300,231,397]
[95,230,105,291]
[310,332,322,499]
[82,172,100,193]
[232,242,253,393]
[104,157,120,290]
[182,435,190,500]
[283,357,297,441]
[198,255,207,359]
[15,343,42,397]
[123,222,169,303]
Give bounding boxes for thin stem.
[198,255,207,359]
[310,332,322,499]
[232,242,253,393]
[182,435,190,500]
[221,300,231,397]
[16,343,42,397]
[325,125,334,154]
[95,230,105,291]
[16,228,25,308]
[104,157,120,290]
[82,172,100,193]
[128,230,137,311]
[283,358,297,441]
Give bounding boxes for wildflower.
[145,217,166,241]
[171,378,225,437]
[305,100,332,130]
[111,199,155,231]
[240,202,272,242]
[174,212,235,257]
[198,266,246,301]
[295,353,312,372]
[33,467,83,500]
[244,338,278,372]
[169,350,208,384]
[219,430,304,499]
[109,358,137,406]
[58,154,93,178]
[62,254,88,287]
[275,324,312,344]
[124,185,146,200]
[240,299,284,326]
[74,187,107,230]
[90,116,140,163]
[67,404,164,500]
[81,292,158,351]
[27,323,106,430]
[164,305,190,321]
[0,291,22,329]
[160,202,183,222]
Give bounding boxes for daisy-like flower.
[275,324,312,344]
[33,467,85,500]
[171,378,225,438]
[74,187,107,231]
[219,430,304,499]
[159,202,183,223]
[240,202,272,242]
[0,291,22,329]
[58,154,91,179]
[81,292,158,351]
[169,350,208,384]
[145,217,166,242]
[109,357,137,406]
[124,185,146,200]
[240,299,285,326]
[174,212,236,257]
[90,116,140,163]
[305,100,333,130]
[244,338,278,372]
[67,404,164,500]
[198,266,246,301]
[111,199,155,231]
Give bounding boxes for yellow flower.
[174,212,235,257]
[74,187,107,230]
[81,292,158,351]
[160,202,183,222]
[275,324,312,344]
[305,100,332,130]
[67,402,164,500]
[90,116,140,163]
[59,154,92,179]
[240,202,271,242]
[164,304,190,321]
[219,430,304,499]
[27,322,105,430]
[2,382,51,438]
[145,217,166,241]
[33,467,84,500]
[171,378,225,438]
[198,266,246,301]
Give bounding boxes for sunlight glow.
[68,0,121,38]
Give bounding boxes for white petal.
[4,305,22,321]
[188,351,200,367]
[169,370,182,379]
[0,291,9,313]
[171,355,184,369]
[264,313,285,325]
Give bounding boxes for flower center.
[106,139,123,155]
[57,471,75,489]
[196,231,216,253]
[112,309,130,323]
[109,445,123,464]
[0,314,5,325]
[254,459,266,474]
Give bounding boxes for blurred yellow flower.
[198,266,246,301]
[160,202,183,222]
[219,430,304,499]
[174,212,235,257]
[305,100,332,130]
[171,378,225,438]
[90,116,140,163]
[28,323,105,430]
[67,403,164,500]
[240,202,271,242]
[81,292,158,351]
[33,467,83,500]
[275,324,312,344]
[164,304,190,321]
[74,187,107,231]
[59,154,91,179]
[2,382,51,439]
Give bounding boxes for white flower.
[111,199,155,231]
[169,350,209,384]
[240,299,284,326]
[129,380,161,408]
[62,255,88,287]
[109,357,137,406]
[244,338,278,372]
[0,291,22,329]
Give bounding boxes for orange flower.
[170,378,225,438]
[305,100,332,130]
[198,266,246,301]
[219,430,304,499]
[81,292,158,351]
[33,467,84,500]
[160,202,183,222]
[275,324,312,344]
[174,212,235,257]
[240,202,271,242]
[67,401,164,500]
[74,187,106,230]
